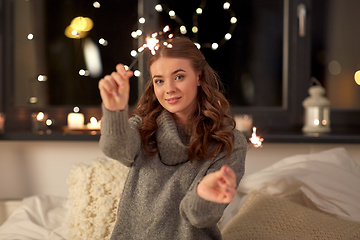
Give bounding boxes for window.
[1,0,359,141]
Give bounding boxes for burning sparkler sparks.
[127,25,172,70]
[249,127,263,148]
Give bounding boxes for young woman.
[98,36,247,240]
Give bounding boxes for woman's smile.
[166,96,182,104]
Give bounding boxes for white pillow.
[238,147,360,222]
[67,157,129,240]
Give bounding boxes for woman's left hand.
[197,165,237,204]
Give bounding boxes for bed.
[1,147,360,239]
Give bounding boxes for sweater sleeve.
[179,130,247,228]
[99,105,141,167]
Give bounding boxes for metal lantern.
[302,85,331,133]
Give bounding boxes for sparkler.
[249,127,263,148]
[127,25,172,70]
[230,126,264,167]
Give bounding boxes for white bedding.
[1,147,359,240]
[0,195,69,240]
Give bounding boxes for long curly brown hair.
[133,36,235,161]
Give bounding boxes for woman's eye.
[154,79,163,84]
[175,75,184,80]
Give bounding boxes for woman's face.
[150,57,201,125]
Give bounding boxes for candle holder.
[234,114,253,134]
[302,84,331,134]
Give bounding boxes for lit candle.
[32,112,48,134]
[86,117,101,129]
[67,113,84,129]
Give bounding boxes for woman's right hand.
[98,64,134,111]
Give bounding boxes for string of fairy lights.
[25,0,238,87]
[130,1,237,55]
[20,0,360,102]
[127,0,238,76]
[24,0,238,111]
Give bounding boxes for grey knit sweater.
[99,106,247,240]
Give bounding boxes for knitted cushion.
[67,157,129,240]
[221,191,360,240]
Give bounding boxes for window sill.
[0,132,100,141]
[1,129,359,143]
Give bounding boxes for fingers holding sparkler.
[100,26,173,110]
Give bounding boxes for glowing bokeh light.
[37,75,47,82]
[136,29,143,36]
[130,50,137,57]
[84,38,102,77]
[134,70,141,77]
[192,26,198,33]
[98,38,108,46]
[180,26,187,34]
[46,119,53,126]
[196,8,203,14]
[36,112,45,121]
[71,17,93,32]
[29,97,38,104]
[225,33,232,40]
[139,17,146,24]
[27,33,34,40]
[79,69,86,76]
[211,43,219,50]
[131,31,138,38]
[354,70,360,85]
[169,10,176,19]
[230,17,237,24]
[223,2,230,10]
[155,4,163,12]
[93,1,100,8]
[163,25,170,32]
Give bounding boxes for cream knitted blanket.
[221,191,360,239]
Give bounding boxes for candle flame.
[249,127,263,148]
[90,117,98,125]
[36,112,45,121]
